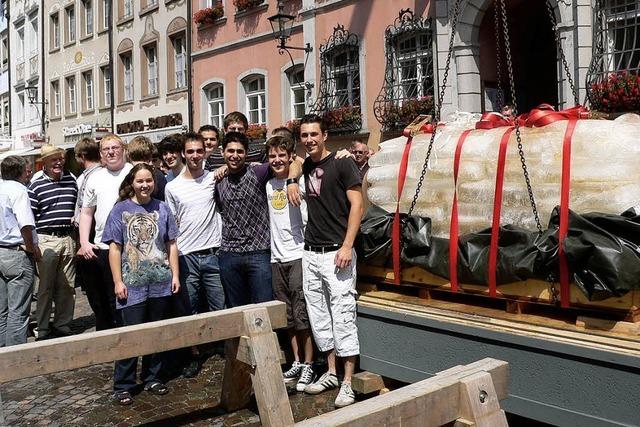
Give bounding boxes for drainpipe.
[40,0,45,138]
[186,0,193,131]
[108,0,114,132]
[5,1,11,140]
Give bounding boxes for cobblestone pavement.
[0,291,342,426]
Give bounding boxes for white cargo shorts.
[302,248,359,357]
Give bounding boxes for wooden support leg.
[457,371,508,427]
[219,307,294,427]
[0,390,4,426]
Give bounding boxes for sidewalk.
[1,291,342,426]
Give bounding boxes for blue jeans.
[218,250,273,308]
[114,296,170,392]
[0,248,34,347]
[179,250,225,314]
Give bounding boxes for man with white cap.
[28,144,78,339]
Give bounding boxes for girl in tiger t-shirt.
[102,163,180,405]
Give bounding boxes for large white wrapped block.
[367,112,640,237]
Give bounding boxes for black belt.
[0,244,22,251]
[191,247,219,256]
[304,244,341,253]
[40,228,74,238]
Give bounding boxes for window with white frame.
[1,34,7,69]
[67,76,77,114]
[52,80,61,117]
[102,0,110,30]
[145,45,158,96]
[17,27,24,61]
[102,66,111,107]
[51,13,60,49]
[206,83,224,128]
[83,71,94,110]
[605,0,640,73]
[287,67,306,120]
[173,36,186,89]
[2,99,8,130]
[122,53,133,101]
[29,15,38,55]
[124,0,133,19]
[17,93,25,123]
[83,0,93,36]
[330,47,360,108]
[243,75,266,125]
[66,5,76,43]
[396,32,432,100]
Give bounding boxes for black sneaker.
[183,358,203,378]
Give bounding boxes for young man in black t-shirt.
[297,114,364,408]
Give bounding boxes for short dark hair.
[222,131,249,150]
[74,137,101,162]
[1,156,27,181]
[223,112,249,132]
[198,124,219,134]
[271,126,294,140]
[183,132,205,150]
[299,114,327,134]
[158,133,185,155]
[266,135,295,155]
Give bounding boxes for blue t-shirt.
[102,198,178,309]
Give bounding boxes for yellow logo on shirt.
[271,189,287,210]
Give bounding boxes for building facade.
[9,0,44,149]
[0,0,10,144]
[44,0,112,147]
[112,0,189,143]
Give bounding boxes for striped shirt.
[28,172,78,233]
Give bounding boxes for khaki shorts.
[271,259,310,331]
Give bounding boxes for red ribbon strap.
[488,127,516,297]
[449,129,474,293]
[392,132,414,285]
[558,119,578,308]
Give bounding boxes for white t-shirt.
[266,176,307,263]
[0,180,37,246]
[165,170,222,255]
[83,163,133,249]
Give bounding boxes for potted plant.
[322,105,362,133]
[246,124,268,141]
[233,0,264,13]
[286,119,301,139]
[589,71,640,114]
[193,2,224,26]
[380,96,434,130]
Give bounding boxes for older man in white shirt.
[0,156,41,346]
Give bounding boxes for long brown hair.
[118,163,156,202]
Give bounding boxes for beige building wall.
[45,0,112,147]
[113,0,189,137]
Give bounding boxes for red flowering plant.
[322,105,362,133]
[246,124,268,141]
[286,119,301,138]
[193,3,224,26]
[233,0,264,13]
[589,71,640,113]
[380,96,434,130]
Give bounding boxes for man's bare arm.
[334,186,364,269]
[77,206,98,259]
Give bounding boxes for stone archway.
[434,0,575,115]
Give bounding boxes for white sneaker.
[335,382,355,408]
[304,371,339,394]
[296,364,315,392]
[283,361,302,384]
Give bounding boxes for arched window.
[242,74,266,125]
[205,83,225,128]
[311,25,362,133]
[374,9,434,131]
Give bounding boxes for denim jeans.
[114,296,170,392]
[0,248,34,347]
[218,249,273,308]
[179,250,225,314]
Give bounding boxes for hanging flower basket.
[193,3,224,26]
[379,96,434,130]
[233,0,264,13]
[246,124,268,141]
[322,105,362,134]
[589,71,640,113]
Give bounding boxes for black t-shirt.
[153,168,167,201]
[303,153,362,246]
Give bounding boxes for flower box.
[193,4,224,26]
[233,0,264,13]
[246,124,268,141]
[379,96,434,130]
[322,105,362,134]
[589,71,640,113]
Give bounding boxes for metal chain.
[493,4,505,109]
[499,0,543,234]
[544,0,579,105]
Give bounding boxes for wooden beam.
[457,371,508,427]
[220,337,254,412]
[0,301,286,384]
[351,371,386,395]
[295,358,508,427]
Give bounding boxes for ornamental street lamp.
[24,85,48,136]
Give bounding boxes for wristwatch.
[286,178,299,186]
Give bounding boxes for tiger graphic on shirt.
[121,211,171,287]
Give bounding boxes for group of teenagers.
[0,111,365,409]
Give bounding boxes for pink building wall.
[191,0,432,149]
